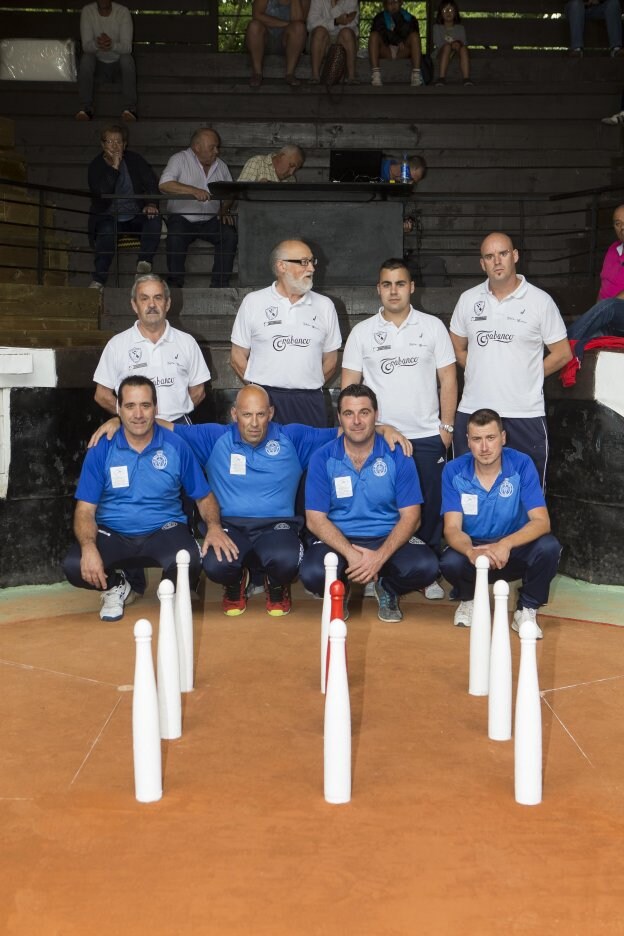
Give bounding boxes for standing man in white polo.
[230,239,342,427]
[450,232,571,487]
[93,273,210,424]
[341,257,456,597]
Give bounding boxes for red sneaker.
[265,579,291,616]
[222,569,250,616]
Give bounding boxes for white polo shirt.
[230,283,342,389]
[450,276,567,418]
[93,321,211,421]
[342,306,456,438]
[159,149,232,223]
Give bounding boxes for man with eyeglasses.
[230,239,342,427]
[450,232,571,487]
[87,124,161,289]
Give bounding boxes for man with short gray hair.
[159,128,237,288]
[93,274,210,423]
[237,144,305,183]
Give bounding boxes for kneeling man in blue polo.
[63,375,212,622]
[300,384,439,623]
[440,407,561,638]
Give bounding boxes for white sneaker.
[363,580,376,598]
[88,280,103,290]
[136,260,152,274]
[423,581,445,600]
[602,110,624,125]
[371,68,382,87]
[454,600,473,627]
[410,68,423,87]
[512,607,543,639]
[100,574,136,621]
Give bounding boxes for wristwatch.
[439,423,454,433]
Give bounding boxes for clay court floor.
[1,580,623,935]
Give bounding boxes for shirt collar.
[116,422,163,452]
[132,320,172,344]
[270,281,312,308]
[617,242,624,257]
[484,274,527,301]
[377,305,420,328]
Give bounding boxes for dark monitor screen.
[329,148,383,183]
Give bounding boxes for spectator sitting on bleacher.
[246,0,310,88]
[565,0,623,57]
[368,0,423,88]
[159,128,237,289]
[432,1,472,86]
[567,203,624,356]
[87,124,161,290]
[307,0,360,84]
[76,0,137,121]
[237,145,305,182]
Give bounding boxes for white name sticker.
[110,465,129,488]
[461,493,479,515]
[230,453,246,476]
[334,476,353,499]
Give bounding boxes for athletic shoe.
[100,574,136,621]
[602,110,624,125]
[88,280,103,290]
[568,47,583,57]
[136,261,152,274]
[75,109,93,121]
[265,579,291,616]
[121,109,137,121]
[610,46,623,57]
[363,580,376,598]
[423,581,445,600]
[410,68,423,87]
[512,607,543,639]
[454,600,473,627]
[435,77,446,86]
[462,78,474,86]
[371,68,382,87]
[374,580,402,622]
[222,569,250,616]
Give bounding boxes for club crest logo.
[409,536,425,545]
[474,301,485,315]
[265,440,280,456]
[129,347,142,363]
[274,522,289,530]
[152,450,168,470]
[374,331,387,345]
[499,479,514,498]
[265,306,279,321]
[162,521,177,530]
[372,458,387,477]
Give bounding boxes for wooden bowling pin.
[133,619,162,803]
[324,616,351,804]
[157,579,181,741]
[469,554,491,697]
[320,551,339,694]
[174,549,194,693]
[488,580,512,741]
[514,615,543,805]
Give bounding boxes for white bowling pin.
[321,551,339,694]
[469,554,491,696]
[514,616,543,806]
[324,617,351,804]
[133,619,162,803]
[488,580,512,741]
[157,579,181,741]
[174,549,194,693]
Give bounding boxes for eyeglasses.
[102,138,124,145]
[280,257,318,267]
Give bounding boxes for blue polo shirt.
[76,424,210,536]
[305,434,422,539]
[441,448,545,541]
[174,421,336,518]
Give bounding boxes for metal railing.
[1,176,623,289]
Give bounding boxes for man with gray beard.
[230,239,342,427]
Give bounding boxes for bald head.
[479,232,519,294]
[231,385,274,445]
[613,205,624,242]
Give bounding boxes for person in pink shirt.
[567,203,624,345]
